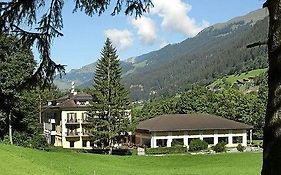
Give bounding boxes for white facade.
[43,109,92,149]
[43,105,132,149]
[137,129,250,148]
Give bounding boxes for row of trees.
[133,82,267,139]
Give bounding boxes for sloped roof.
[57,99,77,108]
[43,92,92,110]
[137,114,253,132]
[56,92,92,102]
[72,92,92,101]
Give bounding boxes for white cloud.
[104,29,133,51]
[151,0,209,37]
[131,16,158,44]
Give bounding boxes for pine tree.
[88,38,130,149]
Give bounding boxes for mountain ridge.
[55,8,269,101]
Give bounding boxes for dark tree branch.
[1,0,153,89]
[247,41,268,48]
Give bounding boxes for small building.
[136,114,253,148]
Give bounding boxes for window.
[82,140,87,147]
[188,138,200,145]
[52,123,55,131]
[203,137,214,144]
[218,137,228,144]
[156,139,167,147]
[70,141,75,148]
[233,136,243,144]
[51,136,55,144]
[82,113,88,122]
[67,113,77,122]
[171,139,184,147]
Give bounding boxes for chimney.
[71,82,77,95]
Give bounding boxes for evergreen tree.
[88,38,130,148]
[0,33,35,143]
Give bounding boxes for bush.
[188,139,208,152]
[13,131,32,147]
[146,147,187,155]
[1,132,49,151]
[30,134,49,150]
[112,149,133,155]
[236,144,245,152]
[212,142,226,153]
[171,139,184,147]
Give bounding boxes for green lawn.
[0,144,262,175]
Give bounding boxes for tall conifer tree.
[88,38,130,148]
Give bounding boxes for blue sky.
[47,0,265,72]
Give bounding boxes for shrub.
[30,134,49,150]
[188,139,208,152]
[171,139,184,147]
[13,131,32,147]
[1,132,49,151]
[112,149,133,155]
[236,144,245,152]
[146,147,187,155]
[212,142,226,153]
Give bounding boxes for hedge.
[146,147,187,155]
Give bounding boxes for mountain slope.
[55,9,269,101]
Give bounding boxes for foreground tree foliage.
[0,0,153,87]
[88,38,130,149]
[0,32,35,144]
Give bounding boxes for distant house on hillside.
[136,114,253,148]
[42,83,131,149]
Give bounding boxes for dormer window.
[78,101,86,106]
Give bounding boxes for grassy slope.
[211,68,267,86]
[0,144,262,175]
[123,60,147,76]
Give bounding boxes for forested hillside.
[55,9,268,101]
[132,69,268,139]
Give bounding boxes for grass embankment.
[0,144,262,175]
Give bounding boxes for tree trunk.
[8,110,13,145]
[262,1,281,174]
[39,92,42,124]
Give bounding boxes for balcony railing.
[65,131,80,137]
[66,118,79,124]
[81,130,91,136]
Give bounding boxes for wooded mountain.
[54,9,268,101]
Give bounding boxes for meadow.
[0,144,262,175]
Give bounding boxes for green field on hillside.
[211,68,267,87]
[0,144,262,175]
